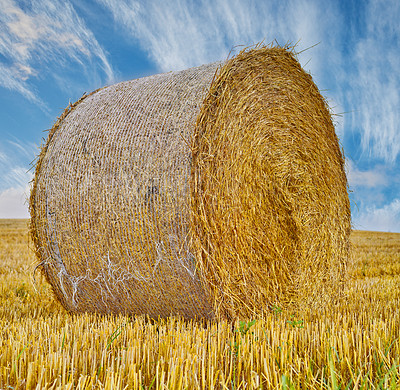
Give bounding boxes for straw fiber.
[30,45,351,320]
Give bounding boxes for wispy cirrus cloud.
[347,0,400,163]
[0,138,36,191]
[94,0,347,136]
[0,0,114,106]
[0,62,44,107]
[95,0,341,76]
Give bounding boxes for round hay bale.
[30,45,351,320]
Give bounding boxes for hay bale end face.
[30,45,351,320]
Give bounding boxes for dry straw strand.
[30,44,351,320]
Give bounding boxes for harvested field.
[1,220,399,389]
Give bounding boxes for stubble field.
[0,219,399,389]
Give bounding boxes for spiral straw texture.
[30,45,351,320]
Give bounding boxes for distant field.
[1,219,399,389]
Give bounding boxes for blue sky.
[0,0,399,232]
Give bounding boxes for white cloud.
[96,0,340,73]
[346,161,388,188]
[0,138,34,218]
[0,138,36,190]
[7,138,38,159]
[0,62,46,108]
[354,199,400,233]
[0,0,114,105]
[4,166,33,189]
[348,0,400,162]
[0,186,30,218]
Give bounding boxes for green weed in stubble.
[13,344,29,376]
[141,375,156,390]
[281,374,296,390]
[376,338,398,376]
[328,348,340,390]
[287,315,304,328]
[374,343,400,390]
[230,319,257,357]
[15,283,29,300]
[95,323,126,379]
[271,304,283,315]
[106,323,125,350]
[61,330,66,352]
[236,319,256,336]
